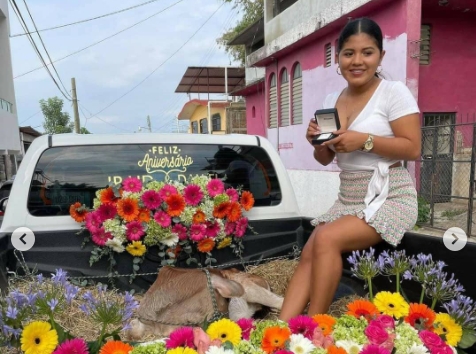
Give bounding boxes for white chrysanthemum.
[335,340,363,354]
[105,238,125,253]
[407,343,429,354]
[159,232,179,247]
[289,334,315,354]
[206,345,234,354]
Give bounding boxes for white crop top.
[323,79,420,221]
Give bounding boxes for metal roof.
[175,66,245,94]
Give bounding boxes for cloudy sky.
[9,0,240,134]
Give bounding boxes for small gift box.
[312,108,341,145]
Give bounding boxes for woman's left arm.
[370,113,421,161]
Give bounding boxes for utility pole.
[147,115,152,132]
[71,78,80,133]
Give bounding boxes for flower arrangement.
[69,175,255,280]
[127,249,476,354]
[0,269,138,354]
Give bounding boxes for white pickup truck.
[0,133,474,306]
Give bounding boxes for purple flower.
[443,294,476,330]
[6,306,18,319]
[347,248,380,280]
[47,298,59,311]
[51,269,68,285]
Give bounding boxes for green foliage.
[40,96,74,134]
[441,208,466,220]
[417,196,430,223]
[80,127,91,134]
[218,0,264,65]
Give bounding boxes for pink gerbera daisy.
[154,210,172,227]
[122,177,142,193]
[224,222,236,236]
[205,221,220,238]
[165,326,195,349]
[172,224,188,240]
[183,184,203,206]
[275,351,294,354]
[91,227,113,246]
[97,203,117,222]
[207,178,225,197]
[141,190,162,210]
[52,338,89,354]
[190,224,207,241]
[159,184,178,200]
[234,217,248,238]
[126,221,145,241]
[225,188,239,203]
[85,211,102,234]
[289,315,318,340]
[237,318,255,340]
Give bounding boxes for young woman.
[279,18,421,320]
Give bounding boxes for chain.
[202,268,227,322]
[8,247,302,282]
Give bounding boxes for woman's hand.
[306,118,321,146]
[322,129,367,153]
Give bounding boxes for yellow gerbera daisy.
[126,241,146,257]
[434,313,463,346]
[206,318,242,345]
[217,237,232,249]
[373,291,409,318]
[168,347,198,354]
[20,321,58,354]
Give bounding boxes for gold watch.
[362,134,374,152]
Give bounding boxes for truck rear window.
[27,144,281,216]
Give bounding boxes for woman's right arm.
[306,118,336,166]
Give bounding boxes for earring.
[377,65,383,74]
[336,66,342,75]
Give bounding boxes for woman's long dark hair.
[337,18,383,78]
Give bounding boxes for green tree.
[80,127,91,134]
[217,0,264,65]
[40,97,74,134]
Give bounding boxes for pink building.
[231,0,476,218]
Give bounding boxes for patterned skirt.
[311,167,418,246]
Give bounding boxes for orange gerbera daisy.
[213,202,230,219]
[69,202,88,222]
[138,208,151,222]
[404,303,436,330]
[240,191,255,211]
[227,202,242,222]
[99,340,134,354]
[197,238,215,253]
[312,314,337,336]
[166,194,186,217]
[99,187,117,204]
[116,198,139,222]
[346,299,379,321]
[261,326,291,354]
[193,210,206,224]
[327,345,347,354]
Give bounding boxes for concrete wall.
[264,0,373,44]
[245,90,267,137]
[418,3,476,121]
[245,67,265,84]
[0,0,21,180]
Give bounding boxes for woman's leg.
[278,225,322,321]
[307,215,382,315]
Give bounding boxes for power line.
[10,0,164,37]
[21,0,72,99]
[20,110,41,124]
[9,0,72,101]
[87,2,225,123]
[14,0,184,79]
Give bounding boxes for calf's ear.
[211,274,245,298]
